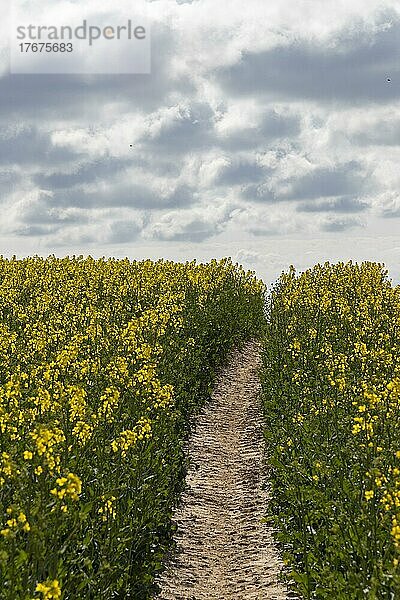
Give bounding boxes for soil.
[157,341,296,600]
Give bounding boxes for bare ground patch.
[157,341,295,600]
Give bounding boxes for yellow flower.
[51,472,82,503]
[35,579,61,600]
[98,495,117,522]
[0,528,11,538]
[72,420,93,446]
[365,490,374,501]
[111,418,152,457]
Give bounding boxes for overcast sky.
[1,0,400,285]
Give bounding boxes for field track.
[157,341,293,600]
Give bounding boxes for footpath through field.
[157,341,292,600]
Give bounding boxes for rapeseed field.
[262,262,400,599]
[0,256,264,599]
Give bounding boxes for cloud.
[107,219,142,243]
[371,191,400,217]
[0,169,21,198]
[241,183,274,203]
[147,200,235,242]
[352,118,400,146]
[297,196,370,213]
[217,13,400,104]
[234,249,262,267]
[0,16,189,120]
[226,203,302,236]
[320,215,363,231]
[213,158,266,186]
[0,126,80,165]
[218,109,301,150]
[5,190,146,246]
[49,180,196,210]
[140,102,216,154]
[34,157,133,189]
[241,160,370,204]
[285,161,369,200]
[1,190,88,238]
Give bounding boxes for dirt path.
[157,341,293,600]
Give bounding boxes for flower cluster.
[35,579,62,600]
[111,417,152,457]
[50,473,82,510]
[1,508,30,538]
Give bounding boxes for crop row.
[0,256,265,599]
[262,262,400,598]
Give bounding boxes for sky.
[1,0,400,286]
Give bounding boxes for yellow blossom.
[35,579,61,600]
